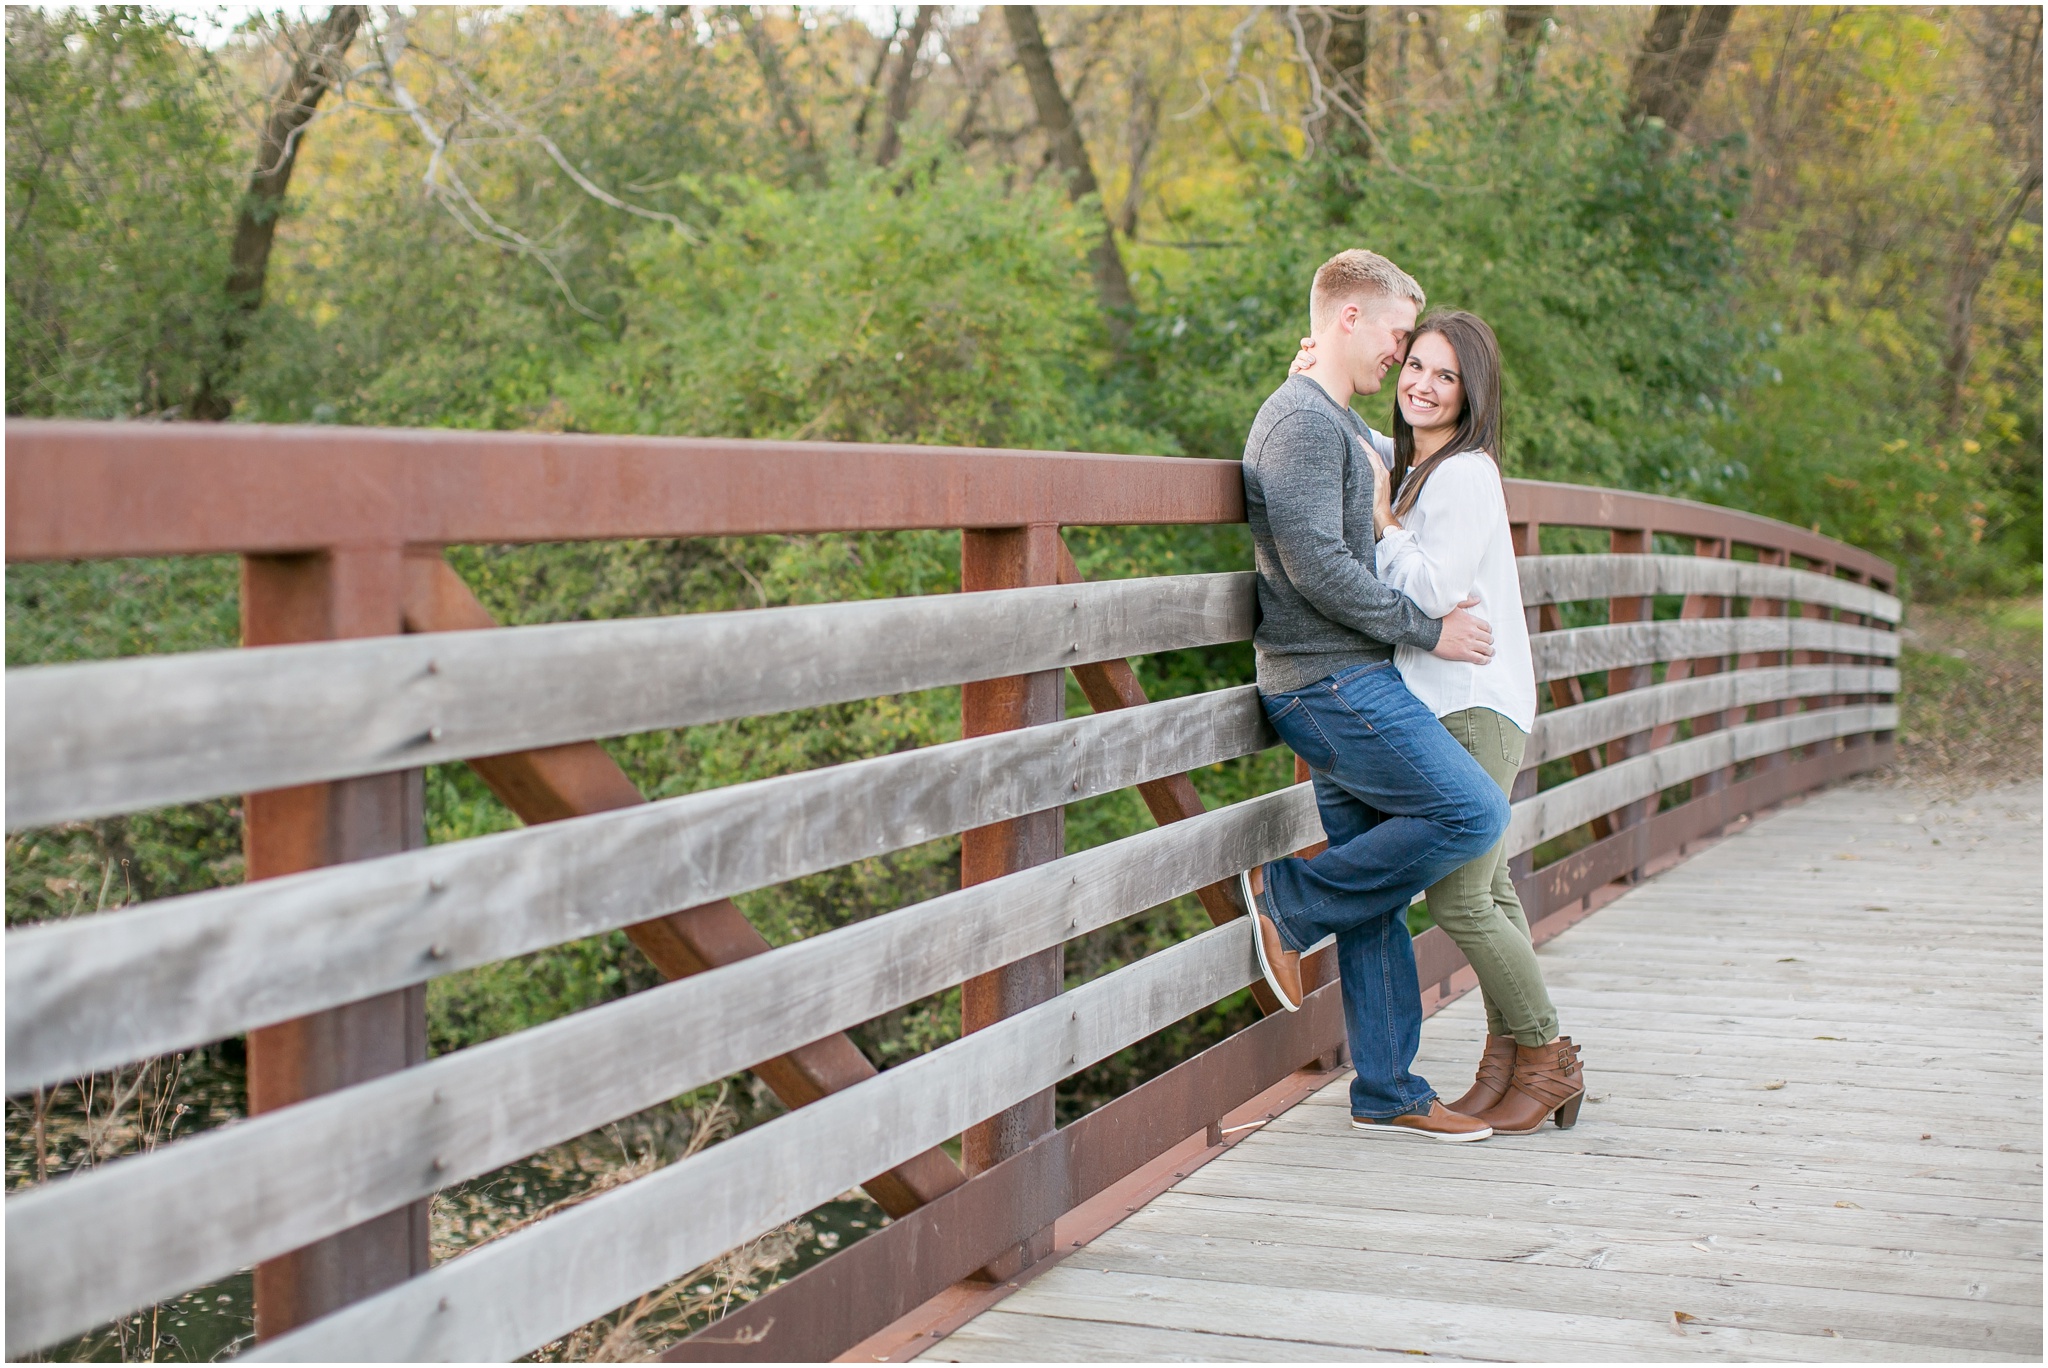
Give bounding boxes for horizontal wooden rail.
[4,786,1321,1354]
[1532,616,1897,683]
[8,687,1274,1093]
[245,917,1265,1363]
[3,422,1247,561]
[1524,664,1898,770]
[1517,554,1900,620]
[1505,703,1896,855]
[6,573,1257,830]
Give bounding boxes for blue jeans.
[1259,661,1511,1118]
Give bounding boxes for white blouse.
[1369,442,1537,733]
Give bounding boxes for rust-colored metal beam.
[398,552,964,1220]
[957,524,1067,1279]
[1501,478,1893,582]
[243,545,429,1339]
[4,421,1245,562]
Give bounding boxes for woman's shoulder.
[1416,450,1503,502]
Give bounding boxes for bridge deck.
[923,780,2043,1362]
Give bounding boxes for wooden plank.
[3,787,1320,1357]
[1532,616,1897,684]
[920,1265,2014,1362]
[7,685,1275,1092]
[1518,553,1902,621]
[1130,1198,2042,1305]
[1058,1231,2042,1354]
[5,571,1256,829]
[926,1310,1436,1362]
[1505,704,1896,855]
[402,551,965,1223]
[244,918,1272,1362]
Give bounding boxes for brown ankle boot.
[1476,1037,1586,1135]
[1446,1035,1516,1116]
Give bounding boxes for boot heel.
[1552,1092,1584,1129]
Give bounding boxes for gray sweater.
[1242,375,1442,694]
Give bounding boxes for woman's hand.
[1287,336,1318,376]
[1362,436,1397,538]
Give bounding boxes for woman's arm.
[1375,455,1501,619]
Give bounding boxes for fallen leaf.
[1921,1133,1932,1140]
[1834,1200,1862,1209]
[1833,852,1861,860]
[1761,1080,1787,1090]
[1814,1035,1844,1041]
[1824,1329,1843,1339]
[1863,904,1890,911]
[1673,1311,1701,1325]
[1690,1241,1713,1252]
[1776,956,1798,962]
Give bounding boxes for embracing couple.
[1236,249,1584,1144]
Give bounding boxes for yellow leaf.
[1673,1311,1701,1324]
[1761,1080,1788,1090]
[1835,1200,1862,1209]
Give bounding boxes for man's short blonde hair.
[1309,249,1426,330]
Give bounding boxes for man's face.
[1346,297,1418,395]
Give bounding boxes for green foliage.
[562,154,1166,454]
[1136,75,1749,497]
[5,8,242,417]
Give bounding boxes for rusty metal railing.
[2,420,1896,1360]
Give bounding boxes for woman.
[1291,309,1583,1134]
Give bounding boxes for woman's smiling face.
[1397,330,1463,433]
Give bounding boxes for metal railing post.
[958,522,1066,1280]
[242,545,430,1339]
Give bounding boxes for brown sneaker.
[1239,867,1302,1011]
[1352,1099,1493,1143]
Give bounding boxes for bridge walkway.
[923,780,2043,1362]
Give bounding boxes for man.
[1236,249,1510,1143]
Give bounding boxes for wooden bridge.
[4,419,2018,1362]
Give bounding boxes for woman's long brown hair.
[1389,309,1504,519]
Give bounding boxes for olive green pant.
[1429,707,1559,1047]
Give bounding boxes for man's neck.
[1300,334,1355,409]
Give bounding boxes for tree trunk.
[1496,5,1554,97]
[874,5,939,167]
[1312,6,1372,158]
[190,5,364,421]
[1002,5,1135,353]
[1626,5,1735,136]
[733,6,827,188]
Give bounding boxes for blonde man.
[1235,250,1507,1143]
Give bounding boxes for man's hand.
[1431,596,1494,664]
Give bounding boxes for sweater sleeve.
[1260,411,1442,650]
[1376,454,1499,619]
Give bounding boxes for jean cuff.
[1257,860,1313,955]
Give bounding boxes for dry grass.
[1891,596,2044,794]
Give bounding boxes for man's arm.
[1261,411,1442,651]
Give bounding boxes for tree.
[874,5,939,167]
[1002,5,1136,353]
[190,6,364,420]
[1496,6,1554,98]
[1627,6,1737,135]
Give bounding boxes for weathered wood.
[244,917,1271,1362]
[4,786,1320,1356]
[1518,553,1901,621]
[1505,704,1897,855]
[402,551,965,1222]
[934,782,2042,1364]
[1532,616,1897,684]
[7,686,1275,1093]
[1525,664,1897,769]
[5,572,1256,829]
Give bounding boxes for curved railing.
[2,421,1896,1360]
